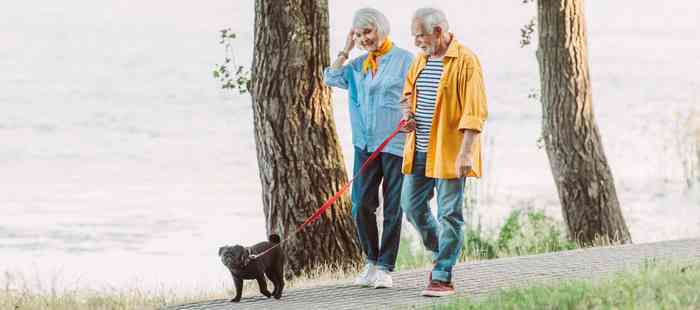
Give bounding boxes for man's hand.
[400,93,416,133]
[455,151,473,177]
[456,129,478,177]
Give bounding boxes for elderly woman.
[323,7,413,289]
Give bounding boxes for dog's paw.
[230,297,241,303]
[262,291,272,298]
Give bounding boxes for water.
[1,0,699,294]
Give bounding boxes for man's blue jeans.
[401,152,465,283]
[351,147,404,272]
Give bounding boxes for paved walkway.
[166,238,700,310]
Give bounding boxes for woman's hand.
[400,94,416,133]
[401,116,416,133]
[344,29,356,54]
[331,30,355,69]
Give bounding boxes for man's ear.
[433,26,443,37]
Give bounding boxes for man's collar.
[444,34,460,58]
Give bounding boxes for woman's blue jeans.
[351,147,404,272]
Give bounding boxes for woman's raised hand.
[344,29,356,54]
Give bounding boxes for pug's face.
[219,245,250,273]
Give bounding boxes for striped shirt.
[414,57,444,152]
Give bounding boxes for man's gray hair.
[353,8,391,39]
[413,7,449,34]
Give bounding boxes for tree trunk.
[695,126,700,186]
[536,0,632,245]
[251,0,362,277]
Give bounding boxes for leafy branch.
[213,28,250,94]
[520,18,536,48]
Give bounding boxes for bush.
[461,207,577,261]
[397,206,578,270]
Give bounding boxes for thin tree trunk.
[251,0,362,277]
[695,126,700,186]
[536,0,632,245]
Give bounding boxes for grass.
[0,285,179,310]
[0,264,358,310]
[430,262,700,310]
[0,268,207,310]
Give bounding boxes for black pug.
[219,234,284,302]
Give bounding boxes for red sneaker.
[421,281,455,297]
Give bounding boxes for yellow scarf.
[362,38,393,76]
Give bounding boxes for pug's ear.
[243,248,252,264]
[218,246,226,256]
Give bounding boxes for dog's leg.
[265,270,278,297]
[275,255,285,299]
[266,264,284,299]
[231,274,243,302]
[274,275,284,299]
[270,272,284,299]
[256,275,272,298]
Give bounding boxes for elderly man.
[324,8,413,289]
[399,7,488,297]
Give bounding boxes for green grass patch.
[431,262,700,309]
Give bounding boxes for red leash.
[250,120,408,259]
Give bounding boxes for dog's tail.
[268,234,281,244]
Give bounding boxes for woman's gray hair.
[353,8,391,39]
[412,7,449,34]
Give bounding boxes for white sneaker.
[353,263,377,287]
[373,269,393,289]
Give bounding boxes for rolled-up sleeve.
[323,66,349,89]
[458,56,488,133]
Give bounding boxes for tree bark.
[251,0,362,277]
[536,0,632,245]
